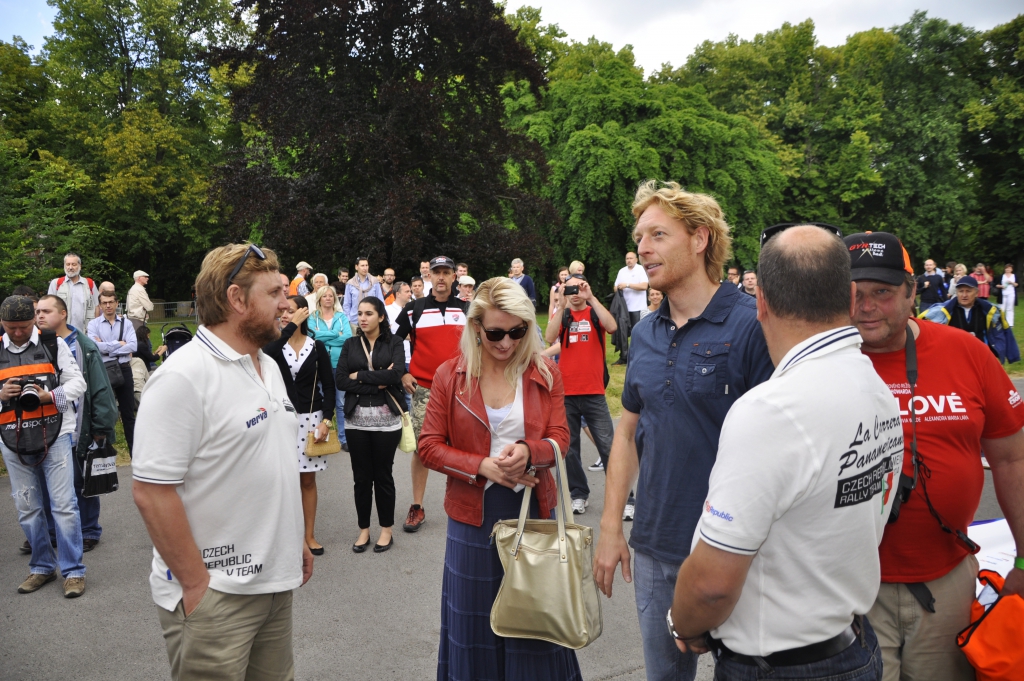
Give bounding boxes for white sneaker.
[571,498,588,515]
[622,503,635,522]
[588,460,604,472]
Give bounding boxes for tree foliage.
[216,0,557,279]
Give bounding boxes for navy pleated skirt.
[437,484,584,681]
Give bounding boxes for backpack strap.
[56,276,66,289]
[85,277,95,293]
[38,329,62,379]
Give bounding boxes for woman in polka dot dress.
[264,295,336,555]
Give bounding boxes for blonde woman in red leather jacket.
[418,277,579,681]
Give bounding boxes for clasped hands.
[478,443,537,489]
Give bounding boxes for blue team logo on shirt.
[705,501,734,522]
[246,408,268,429]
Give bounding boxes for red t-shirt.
[865,320,1024,583]
[559,308,606,396]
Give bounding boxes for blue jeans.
[2,434,85,578]
[564,394,615,500]
[713,618,882,680]
[40,441,102,540]
[335,388,347,444]
[634,550,699,681]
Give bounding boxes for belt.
[709,622,858,668]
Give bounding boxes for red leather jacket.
[418,356,570,527]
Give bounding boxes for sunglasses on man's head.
[226,244,266,290]
[760,222,844,247]
[483,326,529,342]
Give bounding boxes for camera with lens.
[563,285,580,296]
[8,378,46,413]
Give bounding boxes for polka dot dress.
[285,337,328,473]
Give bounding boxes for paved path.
[2,384,1013,681]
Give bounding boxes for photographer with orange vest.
[1,295,88,598]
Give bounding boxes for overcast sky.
[3,0,1021,73]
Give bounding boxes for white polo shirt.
[694,326,903,656]
[133,326,303,612]
[614,264,649,312]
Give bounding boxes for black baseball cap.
[429,256,456,271]
[843,232,914,286]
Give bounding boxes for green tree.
[505,35,785,281]
[37,0,244,298]
[963,15,1024,265]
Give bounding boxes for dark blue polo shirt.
[622,283,774,564]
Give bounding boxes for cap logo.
[849,242,888,258]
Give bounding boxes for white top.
[1002,274,1016,298]
[614,264,649,312]
[484,376,525,492]
[694,327,903,656]
[283,336,314,379]
[423,280,433,296]
[1,328,85,439]
[132,325,304,612]
[126,282,154,321]
[386,302,412,363]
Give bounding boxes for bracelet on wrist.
[1014,555,1024,571]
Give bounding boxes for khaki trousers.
[868,554,978,681]
[157,588,294,681]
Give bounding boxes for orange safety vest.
[0,338,62,459]
[289,274,305,297]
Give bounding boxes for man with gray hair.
[127,270,154,330]
[667,224,900,681]
[47,253,98,333]
[509,258,536,305]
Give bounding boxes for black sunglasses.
[760,222,844,247]
[226,244,266,289]
[483,326,529,342]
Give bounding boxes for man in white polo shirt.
[613,251,648,364]
[667,225,902,680]
[133,243,312,681]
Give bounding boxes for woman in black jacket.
[335,296,407,553]
[263,296,336,556]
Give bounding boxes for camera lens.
[18,386,41,412]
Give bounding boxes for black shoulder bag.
[103,318,126,389]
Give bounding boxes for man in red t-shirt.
[846,232,1024,681]
[544,275,617,515]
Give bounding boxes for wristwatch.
[666,608,682,640]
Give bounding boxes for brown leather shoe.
[83,538,99,552]
[63,576,85,598]
[402,505,425,532]
[18,572,56,594]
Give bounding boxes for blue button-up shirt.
[86,314,137,364]
[621,283,774,564]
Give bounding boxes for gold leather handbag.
[304,353,341,457]
[489,438,603,649]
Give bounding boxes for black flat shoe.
[352,540,370,554]
[308,545,324,556]
[373,537,394,553]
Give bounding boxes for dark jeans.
[713,618,882,681]
[113,363,136,456]
[565,394,615,500]
[628,310,641,335]
[346,427,401,529]
[40,444,102,540]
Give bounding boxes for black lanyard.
[903,324,980,554]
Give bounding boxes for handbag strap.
[359,335,404,414]
[511,438,569,563]
[307,341,318,416]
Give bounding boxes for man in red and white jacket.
[47,253,98,334]
[393,256,468,532]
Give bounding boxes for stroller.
[161,323,193,357]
